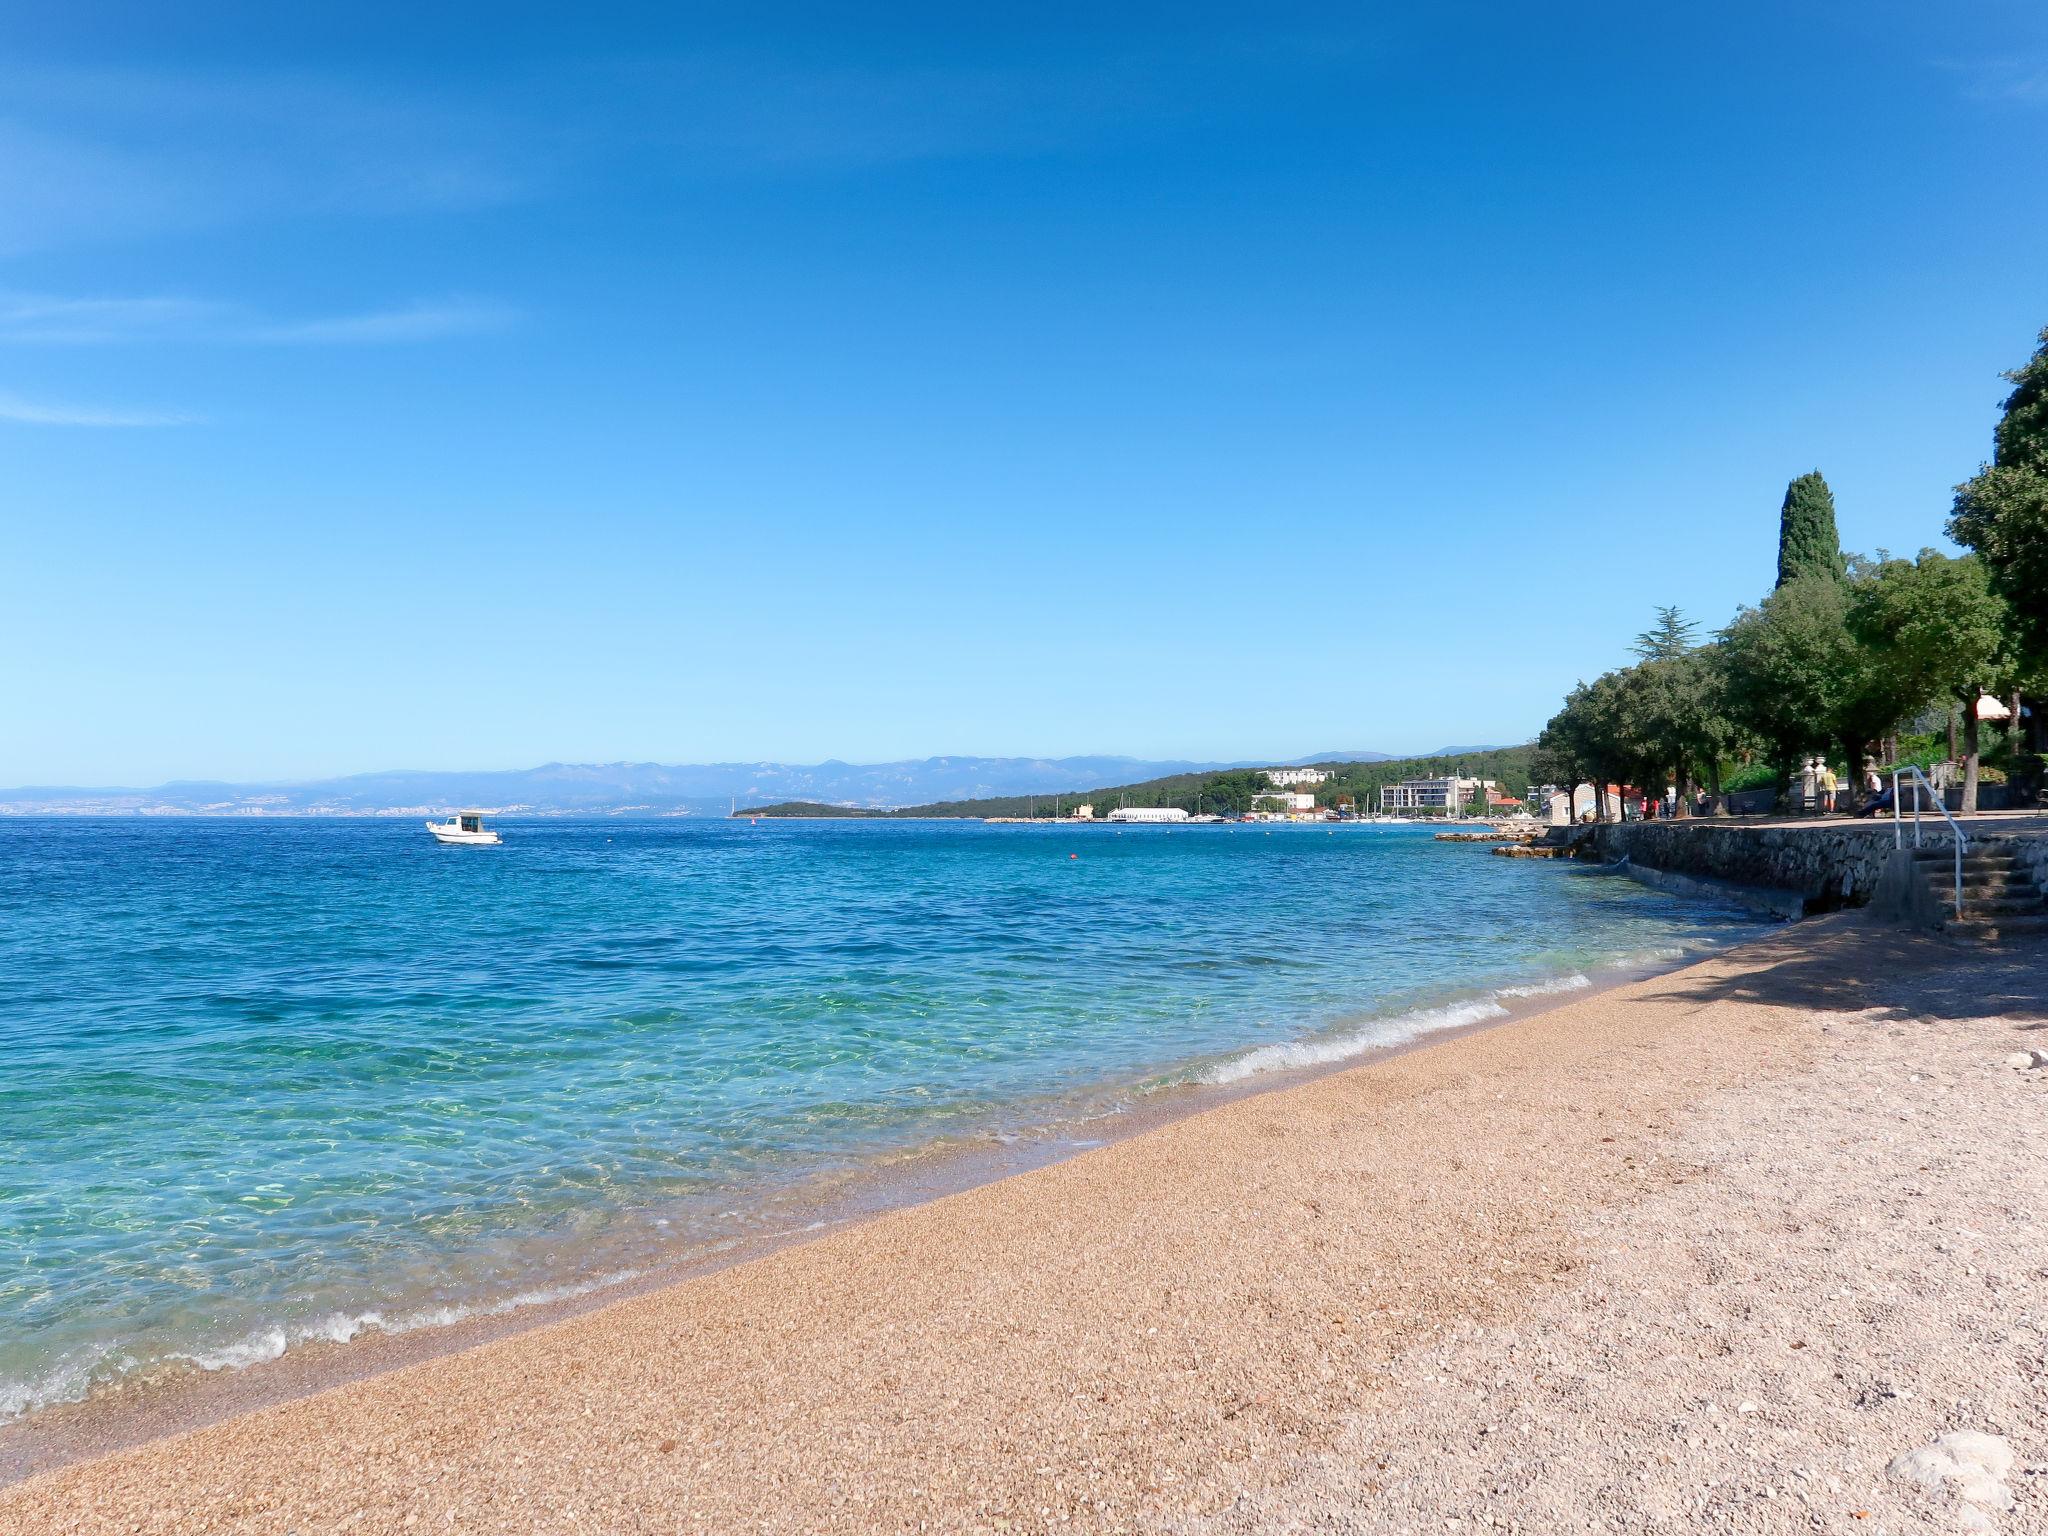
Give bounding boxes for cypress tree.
[1774,471,1845,588]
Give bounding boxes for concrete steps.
[1907,846,2048,937]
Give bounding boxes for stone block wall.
[1590,821,1934,911]
[1589,820,2048,915]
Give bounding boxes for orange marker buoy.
[1070,852,1078,860]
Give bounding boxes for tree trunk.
[1948,707,1959,767]
[1961,708,1980,815]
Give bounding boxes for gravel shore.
[5,912,2041,1534]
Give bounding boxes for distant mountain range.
[0,748,1509,817]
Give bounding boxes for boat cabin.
[457,811,485,834]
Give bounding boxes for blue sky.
[4,3,2045,784]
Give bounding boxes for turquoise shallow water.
[0,817,1762,1420]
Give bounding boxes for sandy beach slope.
[5,913,2043,1533]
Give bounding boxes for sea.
[0,817,1764,1425]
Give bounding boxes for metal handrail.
[1892,764,1967,917]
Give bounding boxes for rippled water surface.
[0,817,1761,1418]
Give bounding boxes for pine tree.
[1632,606,1699,661]
[1775,471,1845,588]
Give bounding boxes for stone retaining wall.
[1590,821,1942,912]
[1584,819,2048,922]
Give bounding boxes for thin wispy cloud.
[0,291,517,346]
[0,65,524,253]
[0,43,1266,255]
[0,293,229,345]
[245,298,518,345]
[591,53,1186,171]
[0,391,197,427]
[1940,56,2048,103]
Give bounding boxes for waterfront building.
[1377,776,1496,813]
[1105,806,1190,823]
[1251,791,1319,814]
[1071,803,1095,820]
[1531,783,1624,823]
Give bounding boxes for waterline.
[0,819,1765,1424]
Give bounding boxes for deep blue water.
[0,817,1760,1420]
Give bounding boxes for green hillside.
[740,746,1536,818]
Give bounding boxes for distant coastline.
[0,745,1516,820]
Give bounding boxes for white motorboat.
[426,810,501,846]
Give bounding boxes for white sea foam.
[0,1270,640,1426]
[1498,973,1593,999]
[0,1347,135,1426]
[1603,945,1688,969]
[1196,998,1510,1086]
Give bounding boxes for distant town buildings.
[1378,776,1497,813]
[1530,783,1622,824]
[1105,806,1189,823]
[1252,791,1319,814]
[1263,767,1332,787]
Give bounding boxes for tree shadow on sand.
[1633,915,2048,1029]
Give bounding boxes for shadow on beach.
[1635,915,2048,1029]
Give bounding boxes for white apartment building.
[1251,791,1319,813]
[1263,767,1332,788]
[1378,776,1496,813]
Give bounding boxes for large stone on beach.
[1887,1431,2015,1512]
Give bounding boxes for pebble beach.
[5,912,2042,1533]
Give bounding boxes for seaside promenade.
[5,912,2042,1533]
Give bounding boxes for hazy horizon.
[4,742,1506,795]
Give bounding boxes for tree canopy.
[1529,322,2046,815]
[1847,550,2010,715]
[1949,326,2048,666]
[1720,576,1859,770]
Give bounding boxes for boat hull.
[426,824,502,846]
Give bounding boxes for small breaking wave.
[1194,997,1511,1087]
[1498,973,1592,998]
[0,1270,639,1426]
[1602,945,1689,970]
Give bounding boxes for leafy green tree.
[1721,576,1862,804]
[1554,673,1641,821]
[1775,472,1845,589]
[1949,327,2048,685]
[1526,731,1580,822]
[1633,606,1700,661]
[1627,648,1742,812]
[1536,691,1596,821]
[1849,550,2013,812]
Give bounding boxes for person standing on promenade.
[1822,763,1839,813]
